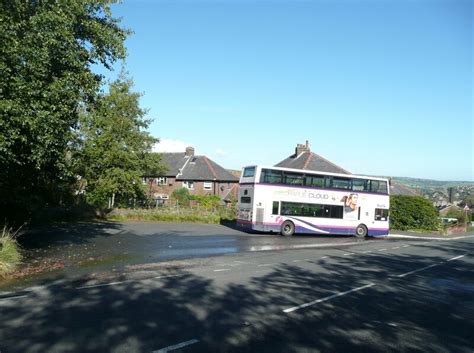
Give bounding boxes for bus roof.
[242,165,389,182]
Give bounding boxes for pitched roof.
[151,151,238,182]
[275,151,350,174]
[389,182,420,196]
[158,153,189,176]
[178,155,238,182]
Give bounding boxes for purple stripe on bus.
[237,220,388,236]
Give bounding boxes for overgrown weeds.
[0,226,22,278]
[107,207,236,224]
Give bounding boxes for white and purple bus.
[237,166,389,237]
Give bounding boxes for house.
[274,141,419,196]
[275,141,350,174]
[143,147,239,204]
[438,204,463,217]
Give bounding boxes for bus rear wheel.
[281,221,295,237]
[355,224,368,238]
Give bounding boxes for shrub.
[390,195,439,231]
[107,206,236,224]
[189,194,221,209]
[0,227,22,277]
[445,209,471,224]
[171,187,190,207]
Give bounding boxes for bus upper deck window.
[370,180,388,194]
[352,179,368,191]
[261,169,282,184]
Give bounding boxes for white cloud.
[215,148,227,157]
[152,138,192,153]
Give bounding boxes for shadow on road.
[1,240,473,353]
[18,222,123,249]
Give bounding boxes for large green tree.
[75,75,163,208]
[0,0,128,220]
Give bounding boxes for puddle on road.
[76,254,136,268]
[158,247,238,260]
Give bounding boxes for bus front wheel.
[355,224,368,238]
[281,221,295,237]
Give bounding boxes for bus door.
[256,207,264,225]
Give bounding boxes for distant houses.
[146,141,426,205]
[143,146,239,205]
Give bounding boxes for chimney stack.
[295,140,311,156]
[185,146,195,157]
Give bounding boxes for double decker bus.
[237,166,389,237]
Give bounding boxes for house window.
[183,181,194,190]
[204,182,213,190]
[156,177,167,185]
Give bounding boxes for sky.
[102,0,472,181]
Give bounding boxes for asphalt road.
[12,222,379,286]
[1,227,473,353]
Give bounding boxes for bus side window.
[352,179,368,191]
[370,180,388,194]
[261,169,283,184]
[306,175,324,188]
[324,177,332,188]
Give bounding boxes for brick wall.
[144,177,238,203]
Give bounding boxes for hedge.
[390,195,439,231]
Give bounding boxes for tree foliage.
[172,188,190,207]
[0,0,129,219]
[446,209,471,224]
[189,195,221,209]
[75,75,163,208]
[390,195,440,231]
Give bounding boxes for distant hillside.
[391,177,474,205]
[392,177,474,190]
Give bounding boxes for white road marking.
[392,254,467,278]
[393,264,438,278]
[233,260,252,265]
[363,251,372,254]
[152,339,199,353]
[76,280,132,289]
[393,247,400,249]
[446,254,466,262]
[77,274,183,289]
[293,259,303,263]
[154,274,183,280]
[321,256,329,259]
[257,263,278,267]
[378,248,387,251]
[402,245,410,248]
[389,234,474,241]
[213,269,231,272]
[0,294,29,301]
[283,283,376,313]
[343,253,352,256]
[249,241,361,252]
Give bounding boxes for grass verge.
[107,207,236,224]
[0,226,22,278]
